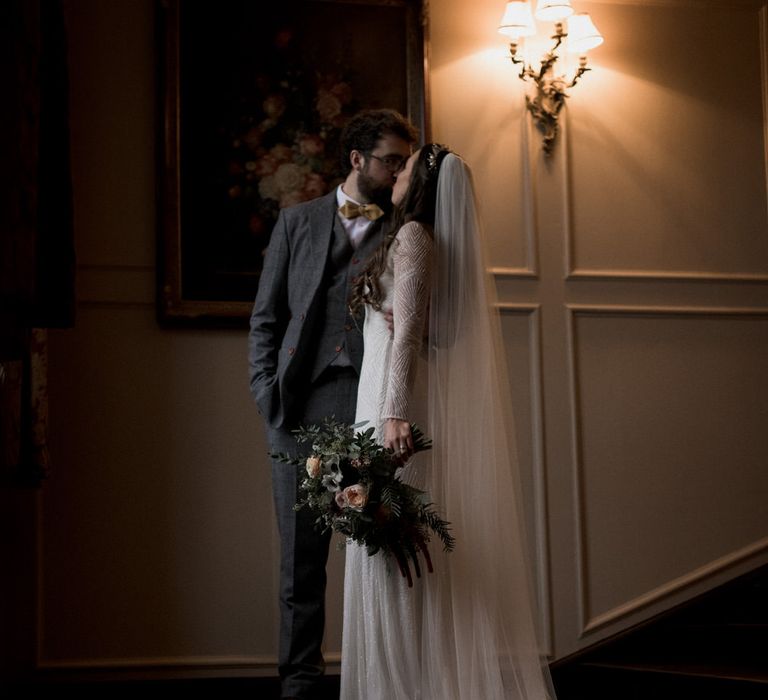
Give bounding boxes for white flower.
[322,465,343,492]
[274,163,308,194]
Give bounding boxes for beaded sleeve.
[382,221,433,421]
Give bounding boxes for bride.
[341,144,556,699]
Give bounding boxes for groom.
[248,109,417,699]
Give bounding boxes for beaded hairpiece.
[426,143,449,177]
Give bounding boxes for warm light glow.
[566,13,604,53]
[535,0,573,22]
[498,1,605,155]
[498,1,536,39]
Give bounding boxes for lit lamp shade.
[566,13,604,52]
[535,0,573,22]
[498,1,536,39]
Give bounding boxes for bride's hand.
[384,419,413,460]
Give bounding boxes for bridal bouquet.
[273,418,455,586]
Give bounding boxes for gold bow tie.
[338,201,384,221]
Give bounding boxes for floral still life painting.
[159,0,424,323]
[224,68,358,257]
[272,418,455,587]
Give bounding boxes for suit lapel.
[332,214,354,256]
[355,213,389,263]
[300,193,389,302]
[302,191,338,297]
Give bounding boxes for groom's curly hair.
[339,109,418,175]
[350,144,451,314]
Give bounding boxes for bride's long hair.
[349,144,450,313]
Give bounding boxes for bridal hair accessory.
[273,418,455,586]
[338,201,385,221]
[425,143,448,177]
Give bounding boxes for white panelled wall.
[41,0,768,676]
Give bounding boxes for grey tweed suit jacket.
[248,190,385,430]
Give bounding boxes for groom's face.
[357,134,412,204]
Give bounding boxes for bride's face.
[391,149,420,206]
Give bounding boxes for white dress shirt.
[336,186,375,249]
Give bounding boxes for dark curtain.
[0,0,74,485]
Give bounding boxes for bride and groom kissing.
[249,109,555,699]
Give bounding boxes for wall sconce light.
[499,0,604,156]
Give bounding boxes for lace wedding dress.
[340,154,556,699]
[341,220,432,700]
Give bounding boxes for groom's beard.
[358,167,394,209]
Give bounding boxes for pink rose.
[270,144,294,163]
[342,484,368,511]
[299,134,325,157]
[254,154,279,177]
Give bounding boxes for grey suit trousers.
[269,365,358,698]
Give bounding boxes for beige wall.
[38,0,768,675]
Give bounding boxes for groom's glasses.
[367,153,406,173]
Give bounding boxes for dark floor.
[551,563,768,699]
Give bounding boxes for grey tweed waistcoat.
[309,215,378,383]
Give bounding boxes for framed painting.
[157,0,427,326]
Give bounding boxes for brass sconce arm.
[499,3,603,156]
[507,24,591,155]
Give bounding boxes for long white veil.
[421,153,556,698]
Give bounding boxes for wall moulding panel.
[430,13,539,277]
[36,655,344,682]
[582,536,768,633]
[565,304,768,637]
[485,113,540,279]
[42,306,277,669]
[566,269,768,283]
[497,304,552,654]
[490,267,539,278]
[37,654,284,673]
[561,0,768,282]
